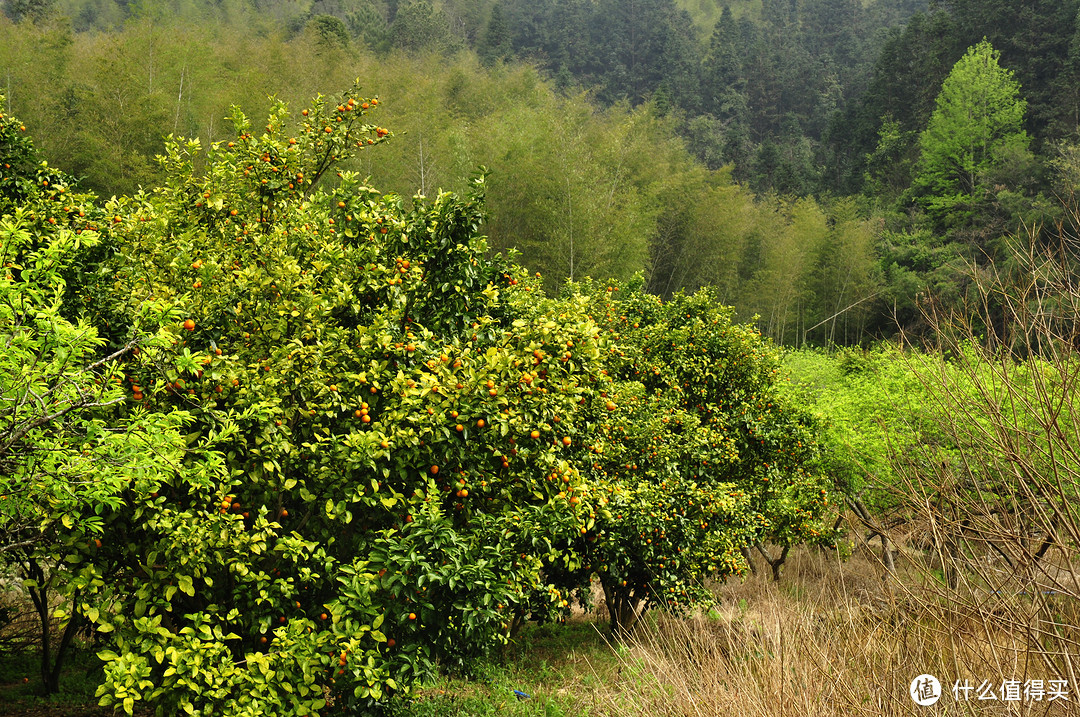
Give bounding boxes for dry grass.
[573,545,1078,716]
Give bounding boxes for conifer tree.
[912,39,1029,223]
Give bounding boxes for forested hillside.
[3,0,1080,345]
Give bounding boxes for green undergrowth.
[0,647,111,714]
[0,619,620,716]
[393,619,619,716]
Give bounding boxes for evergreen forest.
[7,0,1080,345]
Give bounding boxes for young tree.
[477,2,513,66]
[389,0,461,54]
[912,40,1030,225]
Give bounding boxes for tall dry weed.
[585,547,1073,716]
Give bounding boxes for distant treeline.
[3,0,1080,346]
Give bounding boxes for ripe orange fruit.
[408,612,416,621]
[387,638,396,648]
[183,319,195,331]
[430,465,439,475]
[531,430,540,439]
[562,436,572,446]
[476,419,485,428]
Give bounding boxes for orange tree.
[0,99,229,695]
[80,87,610,716]
[545,278,835,633]
[9,82,837,713]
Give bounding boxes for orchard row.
[0,87,834,716]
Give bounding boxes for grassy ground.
[0,648,120,716]
[2,545,1077,715]
[409,546,1078,716]
[398,620,618,716]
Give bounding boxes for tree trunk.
[754,543,790,581]
[23,558,81,695]
[849,496,897,577]
[602,580,647,637]
[740,545,759,575]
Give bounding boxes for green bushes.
[2,91,833,714]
